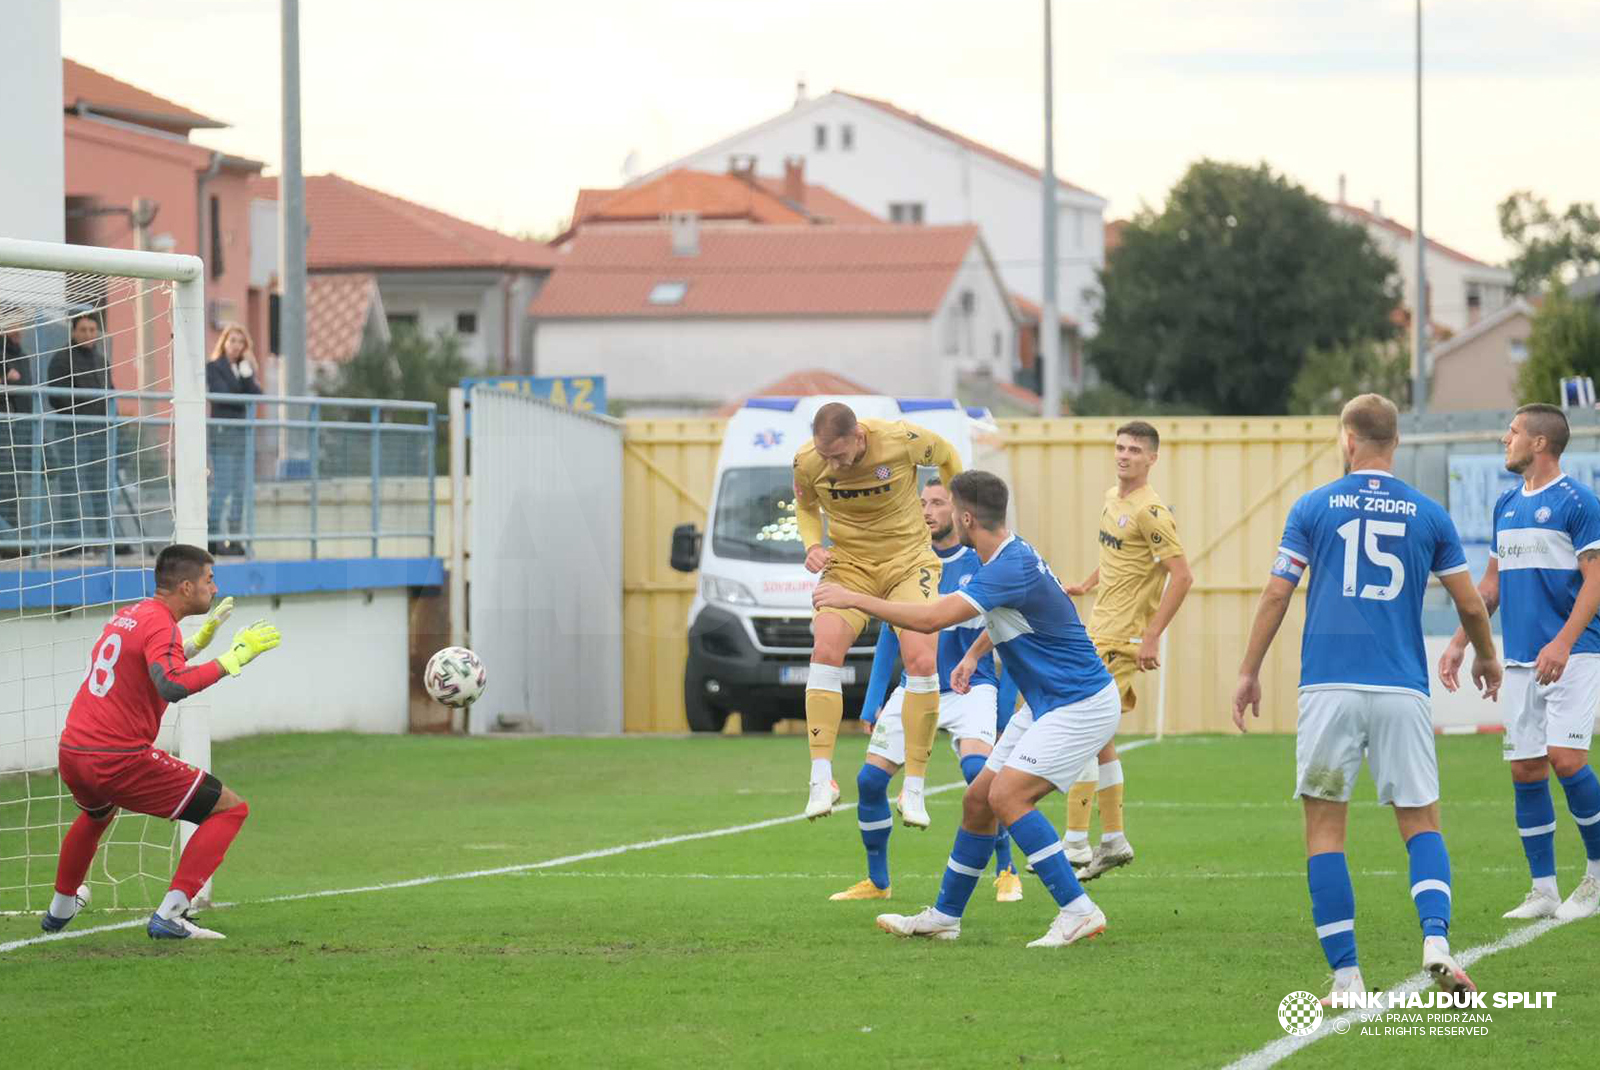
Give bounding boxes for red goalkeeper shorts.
[58,745,208,820]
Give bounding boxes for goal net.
[0,238,209,914]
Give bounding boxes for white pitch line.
[2,737,1159,954]
[1220,917,1566,1070]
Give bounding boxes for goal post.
[0,236,211,913]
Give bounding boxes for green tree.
[317,325,471,473]
[1515,282,1600,405]
[1499,192,1600,295]
[1088,160,1400,415]
[1287,340,1412,415]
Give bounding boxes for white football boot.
[1555,874,1600,921]
[1320,967,1367,1009]
[1076,838,1135,882]
[1423,936,1476,993]
[1062,839,1093,868]
[805,779,841,821]
[1502,886,1561,920]
[875,907,960,941]
[1025,903,1106,948]
[896,784,931,829]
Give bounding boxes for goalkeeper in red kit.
[40,544,281,940]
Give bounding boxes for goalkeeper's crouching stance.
[41,544,282,941]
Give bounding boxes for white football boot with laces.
[875,907,960,941]
[1320,968,1366,1009]
[1556,874,1600,921]
[1423,936,1476,993]
[1502,886,1561,920]
[1025,903,1106,948]
[805,779,841,821]
[896,784,931,829]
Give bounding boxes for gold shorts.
[1094,639,1141,713]
[815,548,942,640]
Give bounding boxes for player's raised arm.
[813,585,977,635]
[905,421,963,486]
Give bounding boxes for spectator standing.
[46,313,112,552]
[0,330,34,551]
[205,324,262,555]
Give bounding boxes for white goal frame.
[0,236,213,894]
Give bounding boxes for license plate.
[780,666,856,685]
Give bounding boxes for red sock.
[170,803,249,899]
[55,812,111,895]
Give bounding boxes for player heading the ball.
[41,543,283,941]
[793,402,962,826]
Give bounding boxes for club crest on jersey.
[1367,478,1381,490]
[752,428,783,449]
[958,573,972,587]
[1535,506,1553,524]
[874,465,891,479]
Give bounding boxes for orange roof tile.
[715,368,879,416]
[567,170,882,240]
[839,92,1098,199]
[1009,291,1078,329]
[531,224,980,319]
[63,58,224,134]
[1104,219,1128,255]
[1330,202,1498,269]
[250,174,557,272]
[749,177,883,224]
[307,273,382,365]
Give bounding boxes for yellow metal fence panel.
[619,416,1341,734]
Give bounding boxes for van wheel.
[740,710,778,734]
[684,677,729,733]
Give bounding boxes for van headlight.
[702,575,758,606]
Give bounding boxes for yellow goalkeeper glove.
[188,596,235,655]
[217,619,282,676]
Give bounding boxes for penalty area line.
[2,737,1159,954]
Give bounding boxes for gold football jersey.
[793,419,961,565]
[1087,483,1186,645]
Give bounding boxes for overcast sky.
[60,0,1599,262]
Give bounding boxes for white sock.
[48,891,81,920]
[1097,760,1124,789]
[929,906,960,926]
[903,774,925,795]
[156,889,191,921]
[1424,934,1451,956]
[1588,858,1600,881]
[1101,830,1127,847]
[1333,965,1363,988]
[1534,875,1560,899]
[1062,831,1089,846]
[811,758,832,784]
[1062,893,1097,916]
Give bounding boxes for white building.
[639,90,1105,394]
[1329,195,1514,337]
[531,220,1017,413]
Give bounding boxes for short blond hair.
[1340,393,1399,449]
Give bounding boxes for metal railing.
[0,388,438,561]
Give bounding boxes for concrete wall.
[0,3,65,244]
[1,587,411,773]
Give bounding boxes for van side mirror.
[670,523,702,573]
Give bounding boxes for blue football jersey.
[956,535,1111,714]
[1494,474,1600,665]
[933,544,999,692]
[1271,470,1467,696]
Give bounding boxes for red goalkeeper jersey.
[59,598,226,752]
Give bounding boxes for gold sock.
[1066,781,1096,835]
[806,687,843,761]
[1098,781,1125,837]
[900,682,940,777]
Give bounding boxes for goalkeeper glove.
[217,619,282,676]
[187,596,235,656]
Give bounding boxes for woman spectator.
[206,324,263,555]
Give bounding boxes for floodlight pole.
[1039,0,1061,417]
[1412,0,1428,413]
[280,0,308,401]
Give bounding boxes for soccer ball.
[425,646,487,707]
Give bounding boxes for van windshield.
[712,467,806,564]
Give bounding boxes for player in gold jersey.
[1061,421,1193,878]
[794,403,963,825]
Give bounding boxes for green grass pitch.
[2,731,1592,1068]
